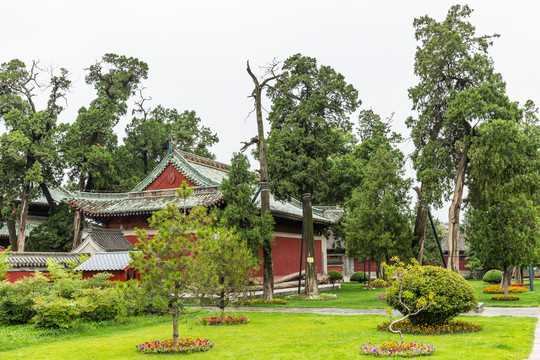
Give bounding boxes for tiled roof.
[6,252,84,268]
[87,227,134,251]
[67,187,224,217]
[33,187,73,206]
[75,251,133,271]
[440,233,467,252]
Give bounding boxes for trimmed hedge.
[386,266,478,325]
[483,270,503,284]
[328,270,343,282]
[350,271,369,282]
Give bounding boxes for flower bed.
[377,319,482,335]
[136,338,214,354]
[511,283,527,287]
[284,293,339,301]
[238,298,288,305]
[360,340,435,357]
[377,294,387,300]
[482,285,528,294]
[198,315,249,326]
[491,295,520,301]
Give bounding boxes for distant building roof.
[440,233,467,253]
[75,251,133,271]
[72,225,135,254]
[6,252,83,268]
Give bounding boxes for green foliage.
[0,273,51,325]
[26,203,75,252]
[422,220,446,266]
[350,271,369,282]
[79,287,124,322]
[267,53,360,201]
[482,270,503,284]
[386,265,478,325]
[327,270,343,282]
[0,248,11,280]
[344,145,413,264]
[32,296,87,329]
[219,153,274,255]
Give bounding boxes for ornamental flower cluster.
[491,295,520,301]
[198,315,249,326]
[377,294,387,300]
[482,285,528,294]
[285,293,339,301]
[136,338,214,354]
[377,319,482,335]
[238,298,288,305]
[360,340,435,357]
[511,283,527,287]
[371,279,389,287]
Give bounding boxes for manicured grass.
[470,280,540,307]
[0,312,535,359]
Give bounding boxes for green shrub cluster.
[327,270,343,282]
[0,260,124,328]
[482,269,503,284]
[350,271,369,282]
[386,266,478,325]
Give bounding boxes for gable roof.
[6,252,84,268]
[72,225,135,254]
[75,251,133,271]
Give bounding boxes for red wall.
[254,236,323,278]
[327,266,342,273]
[6,271,49,283]
[82,270,126,282]
[353,259,377,273]
[144,164,197,191]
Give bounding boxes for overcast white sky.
[2,1,539,220]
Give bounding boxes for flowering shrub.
[482,285,528,294]
[237,298,288,305]
[136,338,214,354]
[285,293,339,301]
[371,279,389,287]
[360,340,435,357]
[377,319,482,335]
[377,294,387,300]
[511,283,527,287]
[491,295,520,301]
[198,315,249,325]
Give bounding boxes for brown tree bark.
[39,183,57,215]
[501,266,513,296]
[302,193,319,295]
[72,173,86,250]
[447,147,469,273]
[247,60,280,300]
[7,220,17,251]
[412,186,429,265]
[172,300,179,345]
[515,266,523,284]
[16,184,32,252]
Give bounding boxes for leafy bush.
[0,248,12,280]
[350,271,369,282]
[198,315,249,326]
[32,296,88,328]
[482,285,527,294]
[371,278,388,287]
[0,273,51,325]
[136,338,214,354]
[386,266,478,325]
[79,287,124,321]
[482,269,503,284]
[377,319,482,335]
[328,270,343,282]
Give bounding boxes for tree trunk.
[219,275,225,315]
[302,193,318,295]
[7,220,17,251]
[172,301,179,345]
[39,183,57,215]
[247,61,277,301]
[16,184,32,252]
[515,266,523,284]
[501,266,513,296]
[72,173,86,249]
[412,186,429,265]
[447,147,469,273]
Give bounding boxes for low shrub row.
[482,285,528,294]
[236,298,288,305]
[285,293,339,301]
[377,319,483,335]
[198,315,249,326]
[492,295,520,301]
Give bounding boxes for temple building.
[67,149,344,278]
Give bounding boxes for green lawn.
[0,312,535,360]
[469,280,540,307]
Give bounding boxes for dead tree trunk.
[247,60,280,300]
[302,193,319,295]
[447,147,469,273]
[412,186,429,265]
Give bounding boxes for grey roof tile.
[75,251,133,271]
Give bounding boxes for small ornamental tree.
[130,182,207,345]
[383,258,435,343]
[0,248,11,280]
[195,222,259,315]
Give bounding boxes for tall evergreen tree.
[267,54,359,294]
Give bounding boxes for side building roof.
[75,251,133,272]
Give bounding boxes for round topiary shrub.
[482,269,503,284]
[350,271,369,282]
[328,270,343,282]
[386,266,478,326]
